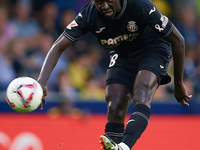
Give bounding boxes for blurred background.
[0,0,200,150]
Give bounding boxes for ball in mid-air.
[6,77,43,113]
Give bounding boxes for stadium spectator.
[36,2,59,39]
[152,0,172,18]
[79,76,105,100]
[68,53,94,91]
[8,38,30,76]
[0,5,17,55]
[197,0,200,16]
[193,44,200,93]
[57,70,78,101]
[0,5,17,90]
[175,7,199,47]
[183,79,200,114]
[0,54,17,91]
[59,9,76,33]
[184,47,197,81]
[11,1,41,49]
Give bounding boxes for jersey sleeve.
[63,7,91,42]
[144,1,174,38]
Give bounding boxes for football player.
[37,0,192,149]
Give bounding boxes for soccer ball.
[6,77,43,113]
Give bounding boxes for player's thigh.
[106,66,136,96]
[133,48,172,106]
[132,70,158,107]
[106,51,138,95]
[138,48,172,85]
[105,67,134,113]
[105,83,132,105]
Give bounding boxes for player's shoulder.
[78,1,98,22]
[128,0,155,11]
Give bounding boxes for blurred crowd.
[0,0,200,104]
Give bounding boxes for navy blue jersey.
[64,0,174,56]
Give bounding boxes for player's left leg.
[119,70,158,149]
[116,44,172,149]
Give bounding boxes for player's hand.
[174,83,192,106]
[37,81,47,110]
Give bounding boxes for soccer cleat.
[99,135,123,150]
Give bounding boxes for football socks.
[105,122,124,143]
[122,104,151,148]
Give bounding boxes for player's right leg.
[100,52,137,149]
[102,54,135,145]
[104,83,132,144]
[99,135,124,150]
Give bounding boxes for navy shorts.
[106,47,172,94]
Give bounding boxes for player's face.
[94,0,121,19]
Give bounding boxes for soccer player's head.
[93,0,122,19]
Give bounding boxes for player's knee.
[132,82,156,107]
[132,93,152,107]
[106,96,123,111]
[133,100,151,108]
[106,95,127,120]
[132,94,152,108]
[108,104,126,121]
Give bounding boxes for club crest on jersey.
[67,20,78,30]
[127,21,138,32]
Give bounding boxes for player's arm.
[164,25,192,106]
[144,1,192,106]
[37,34,72,109]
